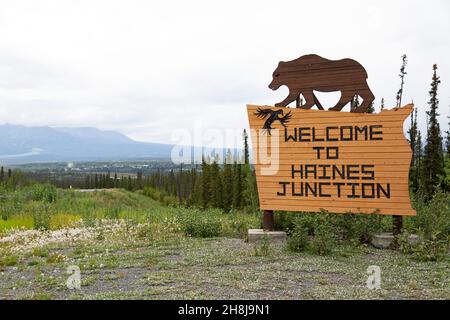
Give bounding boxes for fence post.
[263,210,275,231]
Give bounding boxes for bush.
[287,225,309,252]
[309,222,336,256]
[411,231,449,262]
[179,210,222,238]
[337,214,385,243]
[32,203,52,230]
[143,187,178,206]
[29,184,57,203]
[408,192,449,238]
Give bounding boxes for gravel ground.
[1,227,449,300]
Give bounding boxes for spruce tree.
[0,166,4,182]
[232,162,243,209]
[243,129,250,165]
[415,129,424,192]
[380,98,385,111]
[396,54,408,108]
[446,114,450,157]
[209,160,222,208]
[423,64,445,196]
[137,171,143,189]
[222,151,234,212]
[201,157,211,208]
[350,95,360,112]
[408,107,419,192]
[366,101,375,114]
[243,165,259,213]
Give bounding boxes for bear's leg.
[329,91,354,111]
[299,91,315,109]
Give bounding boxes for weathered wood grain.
[247,104,416,216]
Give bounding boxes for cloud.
[0,0,449,148]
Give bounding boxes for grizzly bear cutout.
[269,54,375,113]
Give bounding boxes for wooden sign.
[247,104,416,216]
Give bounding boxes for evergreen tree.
[408,107,420,192]
[350,95,360,112]
[0,166,4,182]
[222,151,234,211]
[396,54,408,108]
[415,129,424,192]
[242,164,259,213]
[201,157,211,208]
[243,129,250,165]
[446,114,450,157]
[106,171,111,188]
[380,98,385,111]
[137,171,143,189]
[366,101,375,114]
[209,160,223,208]
[232,162,243,209]
[423,64,445,196]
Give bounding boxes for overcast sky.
[0,0,449,147]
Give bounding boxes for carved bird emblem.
[254,107,292,135]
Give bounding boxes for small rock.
[371,233,394,249]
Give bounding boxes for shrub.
[309,222,336,256]
[179,211,222,238]
[337,214,386,243]
[411,231,449,262]
[409,192,449,238]
[287,225,309,252]
[29,184,57,203]
[32,203,52,230]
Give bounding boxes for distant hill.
[0,124,174,164]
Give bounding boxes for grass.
[0,216,34,233]
[0,186,448,300]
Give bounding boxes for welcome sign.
[247,104,416,216]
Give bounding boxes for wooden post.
[263,210,275,231]
[393,215,403,235]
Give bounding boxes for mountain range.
[0,124,174,164]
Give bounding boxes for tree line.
[1,55,449,209]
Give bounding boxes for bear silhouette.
[269,54,375,113]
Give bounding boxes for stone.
[247,229,287,243]
[371,232,395,249]
[371,233,421,249]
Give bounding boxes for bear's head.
[268,61,288,91]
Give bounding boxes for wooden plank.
[259,199,413,209]
[258,204,416,216]
[255,164,410,172]
[247,104,416,216]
